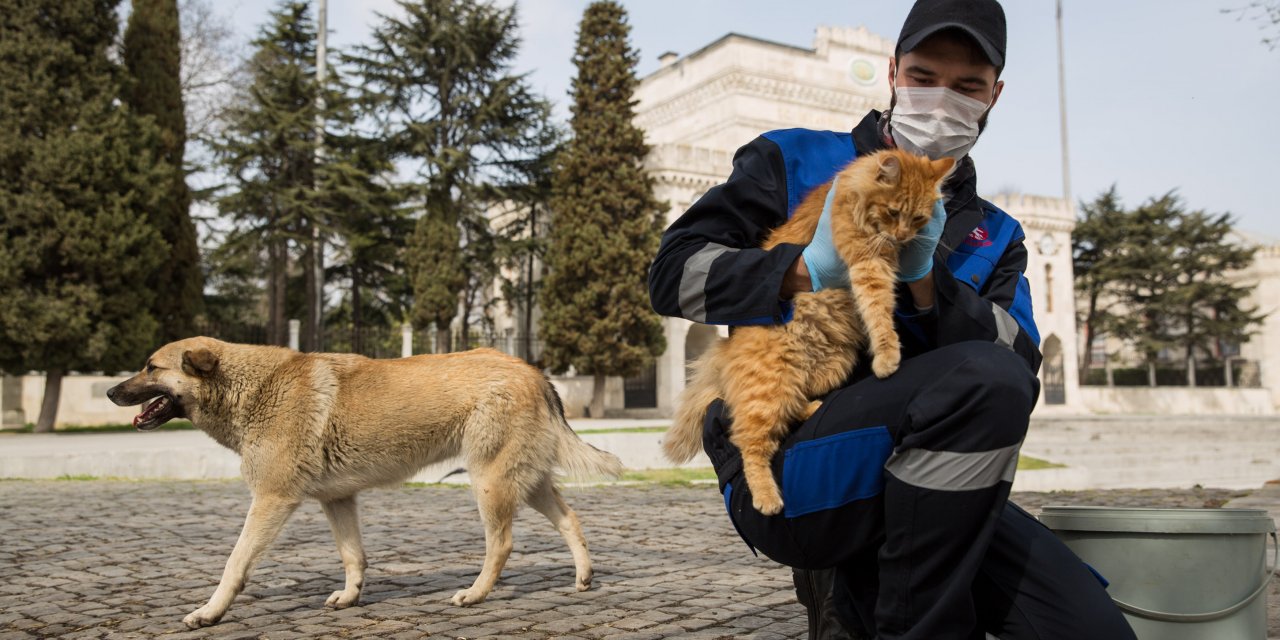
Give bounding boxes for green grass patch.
[1018,455,1065,470]
[10,420,196,434]
[619,467,717,485]
[574,425,669,435]
[54,474,99,481]
[402,481,469,489]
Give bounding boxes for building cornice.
[636,68,885,132]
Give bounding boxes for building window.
[1044,264,1054,314]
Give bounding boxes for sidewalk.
[0,420,707,485]
[0,480,1275,639]
[5,415,1280,492]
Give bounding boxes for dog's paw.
[576,568,593,592]
[450,588,487,607]
[325,589,360,609]
[182,606,222,629]
[871,351,900,379]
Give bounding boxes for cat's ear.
[932,157,957,182]
[876,153,902,185]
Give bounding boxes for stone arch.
[684,323,720,382]
[1041,334,1066,404]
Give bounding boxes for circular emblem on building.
[1038,233,1059,256]
[848,58,877,86]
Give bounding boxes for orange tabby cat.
[662,149,955,516]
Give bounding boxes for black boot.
[793,568,871,640]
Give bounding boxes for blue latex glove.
[899,199,947,282]
[801,178,851,291]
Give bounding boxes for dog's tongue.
[134,397,166,427]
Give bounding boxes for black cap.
[897,0,1007,68]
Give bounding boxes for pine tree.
[1072,186,1128,375]
[1073,188,1265,387]
[319,99,412,356]
[348,0,552,353]
[124,0,204,342]
[1162,201,1263,385]
[0,0,169,431]
[494,116,561,362]
[1105,193,1182,385]
[211,1,325,347]
[540,1,667,418]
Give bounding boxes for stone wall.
[1077,386,1275,415]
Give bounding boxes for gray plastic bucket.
[1039,506,1276,640]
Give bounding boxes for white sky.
[223,0,1280,235]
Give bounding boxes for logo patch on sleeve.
[965,225,993,248]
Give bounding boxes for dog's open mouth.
[134,395,180,431]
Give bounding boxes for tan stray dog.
[106,337,623,629]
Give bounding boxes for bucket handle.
[1110,530,1278,624]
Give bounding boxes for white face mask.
[889,86,991,160]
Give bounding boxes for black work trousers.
[701,341,1135,640]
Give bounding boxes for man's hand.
[799,179,851,293]
[899,199,946,283]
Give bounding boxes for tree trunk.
[1147,361,1157,387]
[1186,355,1196,387]
[351,265,363,355]
[34,369,63,433]
[1104,357,1114,387]
[268,238,288,346]
[1080,292,1099,374]
[459,290,472,352]
[314,234,324,351]
[523,207,537,362]
[435,323,453,354]
[303,230,317,352]
[589,373,606,419]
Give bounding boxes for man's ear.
[182,349,219,376]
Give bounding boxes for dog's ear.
[182,349,219,376]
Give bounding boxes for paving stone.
[0,480,1271,640]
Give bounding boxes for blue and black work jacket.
[648,110,1043,374]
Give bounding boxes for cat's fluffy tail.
[663,341,725,464]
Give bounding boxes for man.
[647,1,1136,638]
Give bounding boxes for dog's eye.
[145,362,156,374]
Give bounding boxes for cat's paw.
[872,351,901,378]
[802,400,823,420]
[752,491,784,516]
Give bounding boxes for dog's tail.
[663,341,724,464]
[544,381,624,480]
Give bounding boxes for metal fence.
[1081,360,1263,388]
[193,320,544,365]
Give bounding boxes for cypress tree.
[540,1,667,418]
[0,0,169,430]
[124,0,203,341]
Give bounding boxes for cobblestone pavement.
[0,481,1268,639]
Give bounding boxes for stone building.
[1238,239,1280,407]
[632,27,1081,416]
